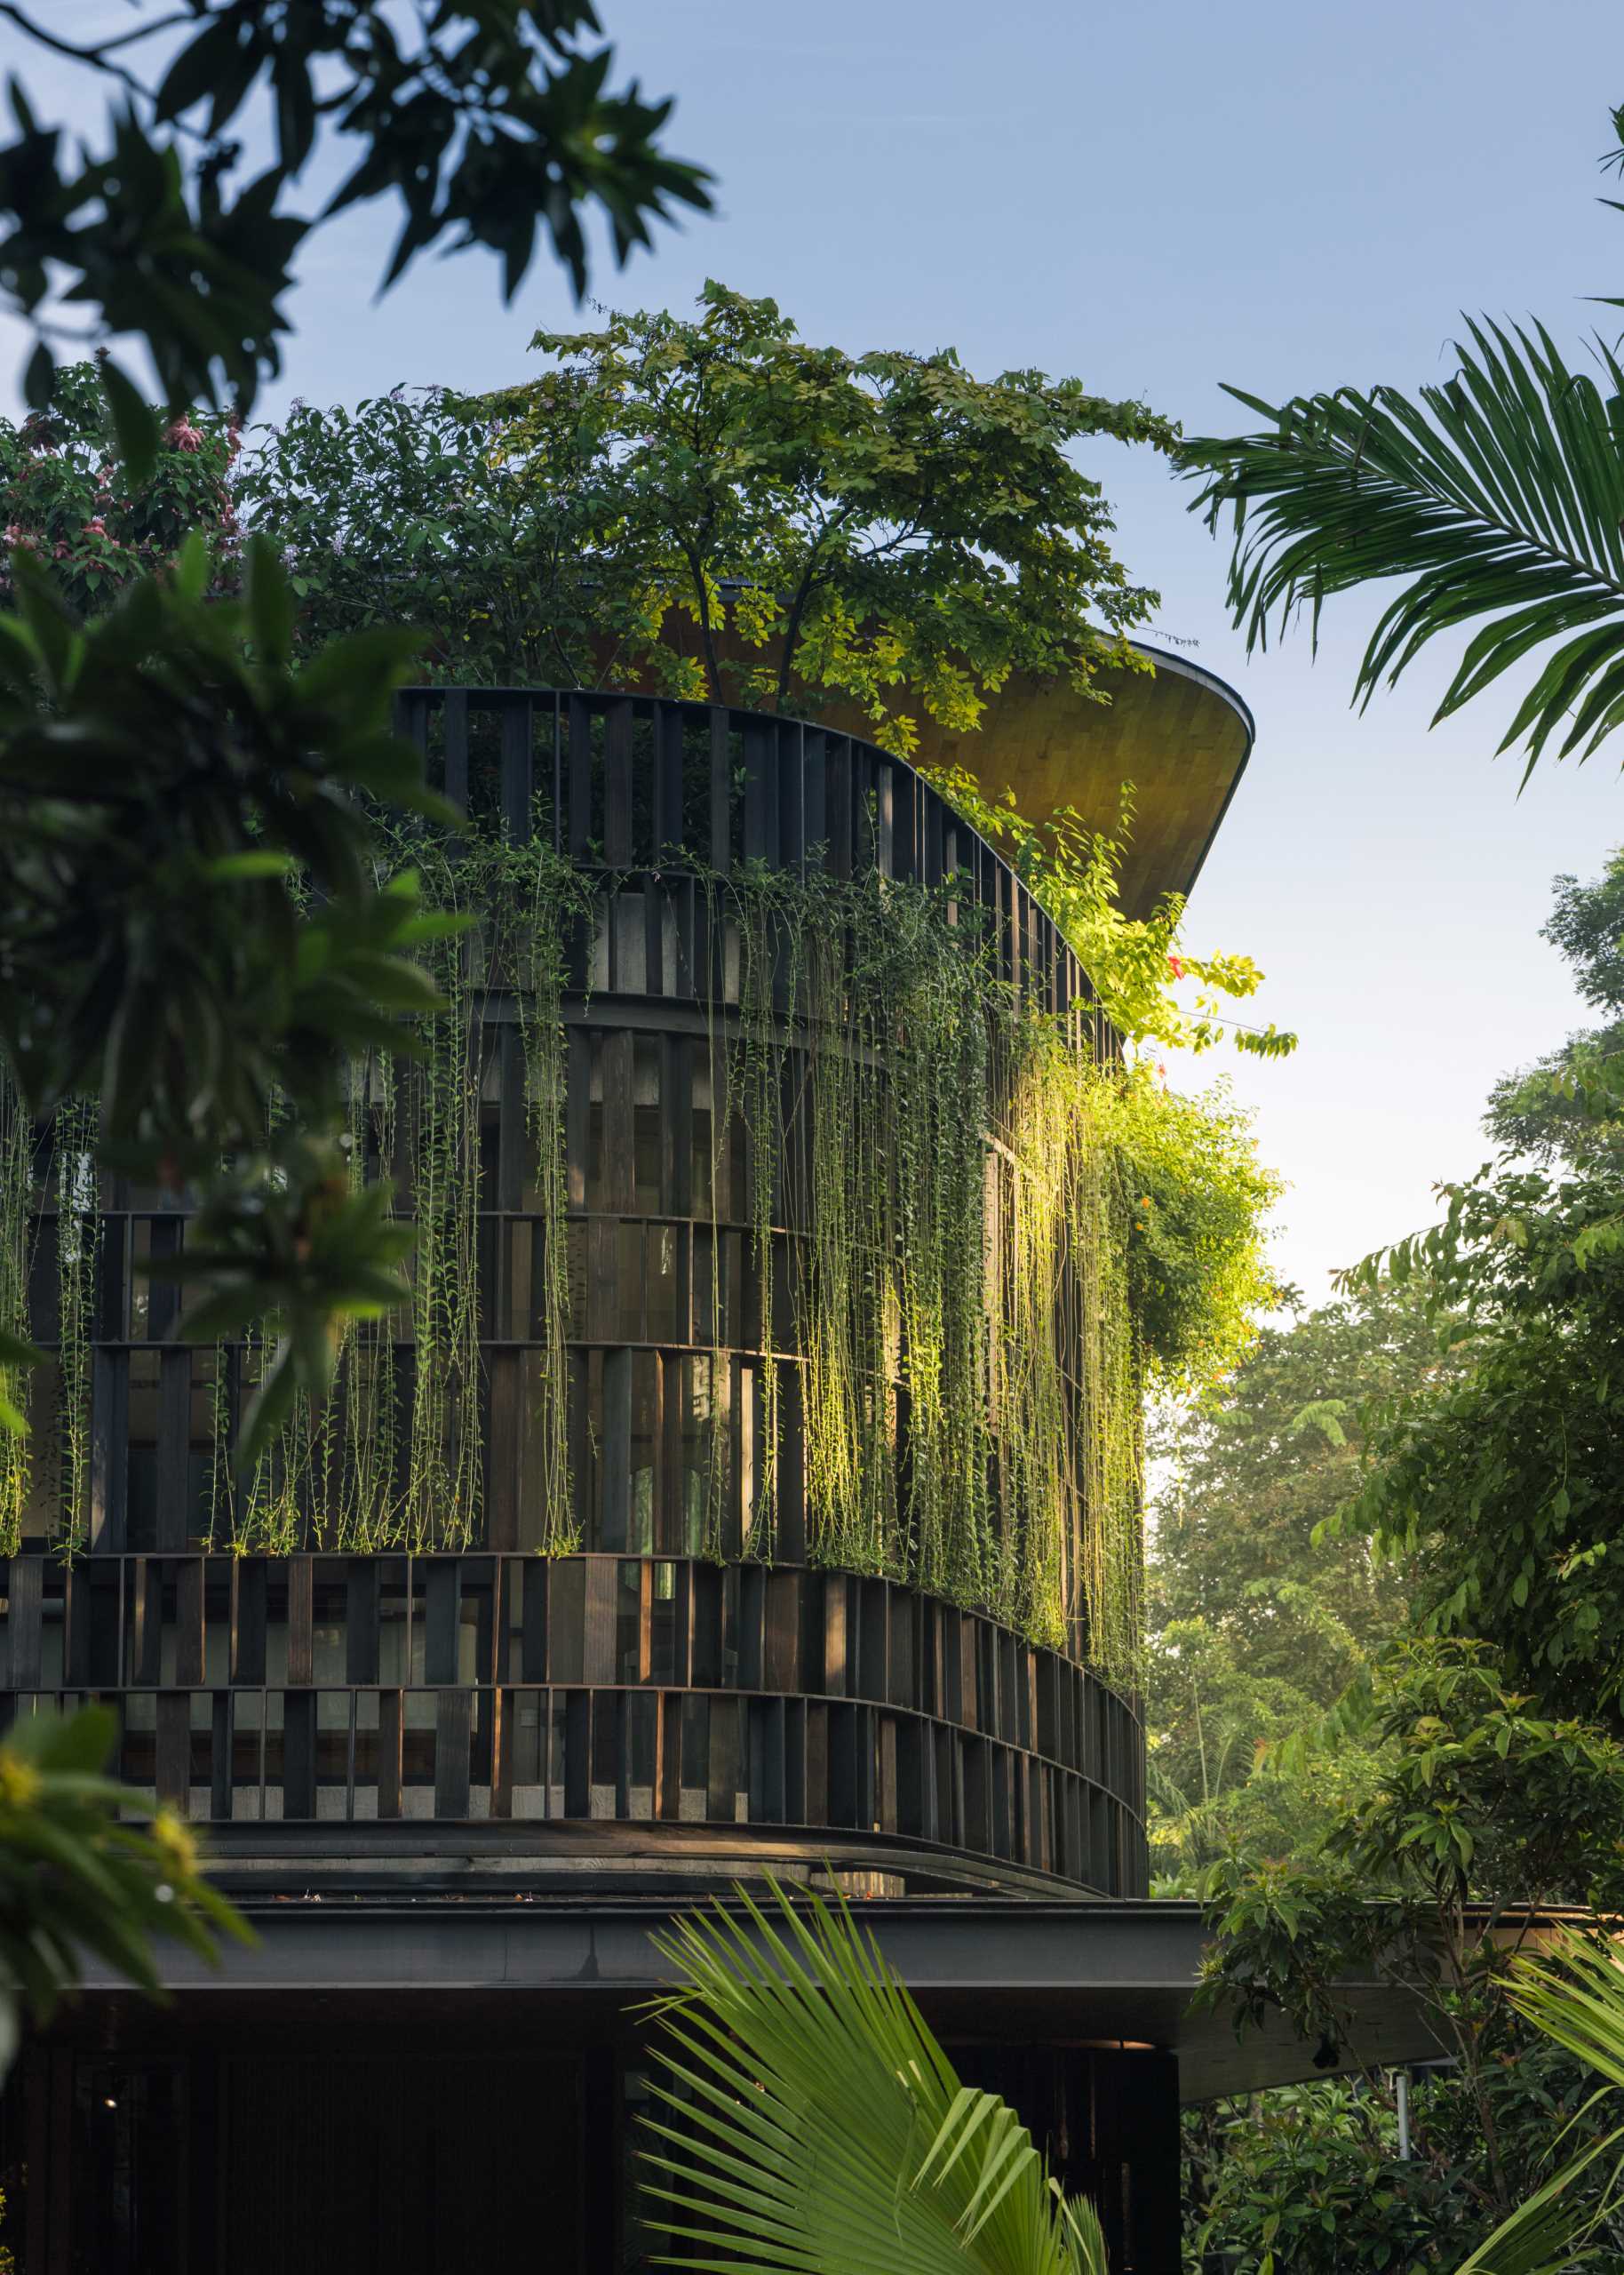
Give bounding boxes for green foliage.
[0,821,1277,1674]
[1183,108,1624,776]
[1147,1283,1449,1875]
[1,3,712,441]
[0,0,712,1468]
[1186,1949,1624,2275]
[1198,1643,1624,2036]
[1193,1643,1624,2263]
[640,1880,1110,2275]
[0,1703,248,2081]
[705,865,1150,1662]
[211,829,590,1553]
[922,769,1296,1059]
[0,529,450,1467]
[0,364,237,613]
[479,281,1177,754]
[1485,846,1624,1165]
[234,384,628,684]
[1184,2082,1461,2275]
[1185,317,1624,777]
[1334,1162,1624,1728]
[1107,1071,1281,1389]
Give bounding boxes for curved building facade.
[0,686,1223,2272]
[4,686,1146,1898]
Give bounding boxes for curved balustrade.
[0,1549,1146,1894]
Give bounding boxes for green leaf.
[99,360,159,483]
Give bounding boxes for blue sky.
[15,0,1624,1299]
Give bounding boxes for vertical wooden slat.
[89,1346,127,1552]
[600,1030,634,1209]
[500,692,533,840]
[378,1688,403,1818]
[424,1560,461,1684]
[487,1348,519,1552]
[346,1558,380,1684]
[155,1345,191,1549]
[434,1688,473,1816]
[568,694,593,858]
[230,1559,267,1685]
[563,1689,590,1814]
[442,687,470,813]
[210,1691,233,1821]
[130,1556,162,1687]
[652,703,682,856]
[282,1691,315,1817]
[286,1556,314,1686]
[174,1555,204,1685]
[7,1555,42,1688]
[583,1559,617,1686]
[708,709,731,871]
[603,698,634,866]
[490,1686,513,1817]
[155,1691,190,1808]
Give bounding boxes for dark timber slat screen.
[1,689,1144,1899]
[0,1550,1145,1891]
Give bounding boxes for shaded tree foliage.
[1147,1282,1443,1871]
[1486,844,1624,1164]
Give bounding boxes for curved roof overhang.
[623,624,1254,921]
[840,642,1254,921]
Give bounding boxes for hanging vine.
[0,786,1269,1694]
[0,1071,34,1556]
[53,1096,101,1560]
[330,1043,401,1550]
[503,836,591,1554]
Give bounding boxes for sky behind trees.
[12,0,1624,1297]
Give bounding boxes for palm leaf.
[641,1879,1110,2274]
[1445,1933,1624,2275]
[1183,319,1624,777]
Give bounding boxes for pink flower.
[165,418,204,453]
[1166,954,1186,979]
[84,517,106,536]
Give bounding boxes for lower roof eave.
[52,1891,1504,2103]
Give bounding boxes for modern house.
[0,656,1429,2272]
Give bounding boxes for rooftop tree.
[478,281,1181,756]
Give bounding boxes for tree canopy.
[1147,1281,1440,1872]
[239,282,1181,760]
[1485,843,1624,1162]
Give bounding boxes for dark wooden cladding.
[389,685,1106,1028]
[6,689,1148,1897]
[0,1551,1147,1895]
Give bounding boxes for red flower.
[166,418,204,453]
[1166,954,1186,979]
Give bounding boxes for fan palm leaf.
[1445,1933,1624,2274]
[640,1879,1111,2274]
[1183,319,1624,778]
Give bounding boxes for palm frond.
[1183,319,1624,777]
[1446,1933,1624,2275]
[641,1879,1110,2275]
